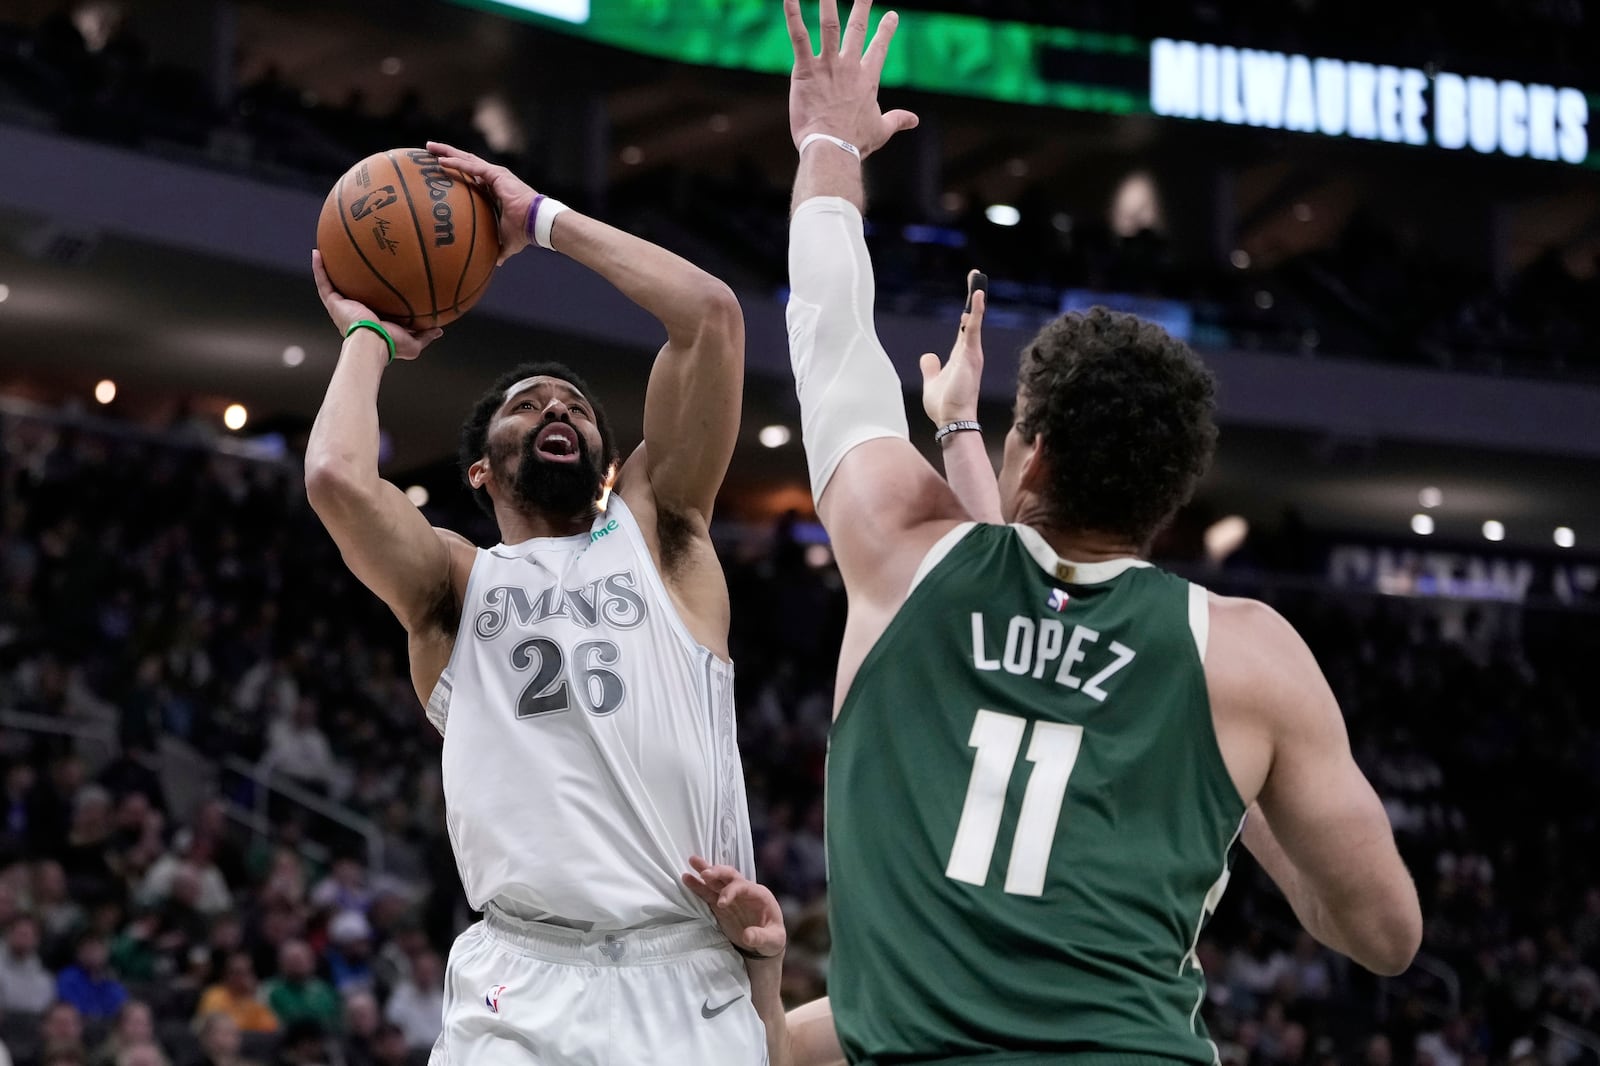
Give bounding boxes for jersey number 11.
[945,709,1084,898]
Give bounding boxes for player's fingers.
[919,352,942,384]
[311,250,334,298]
[818,0,841,55]
[862,7,897,73]
[687,855,712,874]
[843,0,873,57]
[883,108,920,136]
[681,872,718,906]
[784,0,815,63]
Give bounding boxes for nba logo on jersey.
[1047,588,1071,612]
[484,984,508,1013]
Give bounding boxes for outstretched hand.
[683,856,787,960]
[311,250,442,362]
[425,141,537,264]
[920,270,988,426]
[785,0,918,158]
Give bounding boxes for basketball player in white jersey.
[305,141,786,1065]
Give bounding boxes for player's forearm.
[939,432,1003,523]
[1244,806,1420,974]
[546,211,740,345]
[786,996,846,1066]
[791,140,865,215]
[305,331,388,496]
[746,954,791,1066]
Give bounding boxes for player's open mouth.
[534,423,581,463]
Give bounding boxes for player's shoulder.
[434,527,478,553]
[1203,593,1321,704]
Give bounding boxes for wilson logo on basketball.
[349,186,398,221]
[409,150,458,248]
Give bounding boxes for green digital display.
[452,0,1147,113]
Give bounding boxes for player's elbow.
[694,279,743,339]
[304,457,371,514]
[1352,896,1423,976]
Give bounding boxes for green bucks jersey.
[826,523,1246,1066]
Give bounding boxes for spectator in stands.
[56,931,126,1020]
[92,1000,158,1066]
[0,913,57,1013]
[138,831,232,916]
[0,764,36,865]
[34,860,85,950]
[37,1001,85,1063]
[367,1023,408,1066]
[262,940,337,1032]
[193,1012,244,1066]
[382,949,441,1051]
[112,1043,168,1066]
[321,911,373,994]
[339,989,380,1066]
[195,951,278,1034]
[61,785,118,903]
[262,698,337,795]
[308,857,369,920]
[275,1019,329,1066]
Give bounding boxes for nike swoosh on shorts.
[701,994,745,1019]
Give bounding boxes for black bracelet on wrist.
[734,943,782,961]
[935,420,982,444]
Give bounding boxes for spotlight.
[223,404,248,431]
[1482,520,1505,542]
[1411,514,1434,536]
[985,205,1021,227]
[94,379,116,405]
[758,425,792,449]
[282,345,306,368]
[405,485,430,507]
[1418,486,1442,509]
[1554,527,1575,549]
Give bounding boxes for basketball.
[316,148,501,330]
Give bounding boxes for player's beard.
[504,422,605,517]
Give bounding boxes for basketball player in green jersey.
[772,1,1424,1063]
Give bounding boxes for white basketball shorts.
[429,908,767,1065]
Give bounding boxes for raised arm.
[304,252,463,634]
[1210,598,1423,975]
[784,0,968,613]
[920,271,1003,525]
[427,142,743,523]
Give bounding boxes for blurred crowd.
[4,7,1600,381]
[0,379,1596,1066]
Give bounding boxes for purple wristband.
[525,194,547,244]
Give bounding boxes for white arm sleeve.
[786,196,910,503]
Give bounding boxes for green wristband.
[345,319,396,365]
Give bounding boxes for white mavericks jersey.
[425,495,754,929]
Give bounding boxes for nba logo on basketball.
[484,984,509,1013]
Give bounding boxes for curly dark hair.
[457,361,621,518]
[1014,307,1216,549]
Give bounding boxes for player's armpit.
[785,997,845,1066]
[1223,601,1423,975]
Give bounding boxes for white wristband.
[529,194,570,251]
[798,133,862,160]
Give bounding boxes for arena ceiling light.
[1410,514,1434,536]
[282,345,306,368]
[758,425,792,449]
[406,485,430,507]
[985,205,1022,227]
[0,284,9,303]
[223,404,248,431]
[1555,527,1576,549]
[94,379,115,405]
[1482,520,1506,542]
[1418,486,1443,508]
